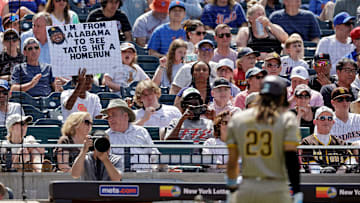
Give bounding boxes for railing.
[0,144,359,173]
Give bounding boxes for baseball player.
[226,75,303,203]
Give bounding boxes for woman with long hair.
[44,0,80,25]
[152,39,187,88]
[55,112,93,172]
[226,75,303,203]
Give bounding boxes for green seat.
[27,125,62,144]
[145,127,160,140]
[300,127,310,139]
[159,94,176,105]
[154,140,195,154]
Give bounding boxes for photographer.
[71,131,122,181]
[164,87,214,140]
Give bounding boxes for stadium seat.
[230,27,239,35]
[317,19,333,30]
[145,127,160,140]
[93,119,109,125]
[159,94,176,105]
[300,127,310,139]
[130,41,149,55]
[22,104,49,122]
[68,0,100,22]
[321,29,335,37]
[97,92,121,108]
[137,55,159,78]
[304,48,316,58]
[62,81,73,90]
[121,81,139,98]
[10,91,42,109]
[153,140,195,155]
[161,87,169,95]
[27,125,62,144]
[42,92,61,110]
[34,118,62,126]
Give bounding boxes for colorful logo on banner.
[159,185,181,197]
[99,185,139,197]
[316,187,337,198]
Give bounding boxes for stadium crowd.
[0,0,360,181]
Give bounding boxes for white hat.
[290,66,309,80]
[6,114,32,131]
[314,106,335,120]
[216,58,234,71]
[22,37,39,51]
[120,42,136,52]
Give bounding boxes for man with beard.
[48,26,66,45]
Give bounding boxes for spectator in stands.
[259,0,282,17]
[0,80,23,125]
[170,39,217,95]
[352,54,360,90]
[233,47,259,90]
[120,0,148,26]
[174,61,212,108]
[215,58,241,97]
[55,112,92,172]
[212,24,237,63]
[44,0,80,25]
[301,106,353,174]
[350,92,360,113]
[245,91,259,108]
[202,110,231,171]
[280,34,309,77]
[0,29,25,81]
[20,12,52,64]
[330,87,360,142]
[103,42,149,95]
[86,0,132,41]
[133,80,181,128]
[309,0,335,21]
[235,4,287,55]
[262,52,282,76]
[309,53,337,92]
[178,0,202,19]
[2,0,42,14]
[132,0,170,48]
[346,26,360,62]
[148,1,186,58]
[234,67,267,109]
[165,87,214,140]
[269,0,321,42]
[183,19,205,56]
[102,98,159,171]
[209,78,240,115]
[320,58,359,108]
[334,0,360,17]
[200,0,247,30]
[11,37,56,97]
[2,13,20,32]
[71,130,122,181]
[1,114,47,172]
[290,84,319,134]
[316,12,355,76]
[288,66,324,108]
[152,39,187,88]
[61,68,102,121]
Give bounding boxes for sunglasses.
[334,96,352,102]
[342,68,357,74]
[26,46,40,51]
[84,120,93,125]
[217,33,231,38]
[296,94,310,99]
[192,31,206,36]
[315,61,330,67]
[0,90,9,95]
[252,75,264,80]
[344,22,354,26]
[318,115,333,121]
[4,35,19,42]
[266,63,280,68]
[199,47,213,52]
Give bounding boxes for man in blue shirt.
[270,0,321,42]
[148,0,187,58]
[11,37,55,97]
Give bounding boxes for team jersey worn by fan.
[227,108,300,179]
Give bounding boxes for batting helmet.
[260,75,287,96]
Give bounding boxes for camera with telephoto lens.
[188,105,207,117]
[89,130,110,152]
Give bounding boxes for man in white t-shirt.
[316,12,355,75]
[61,68,102,121]
[133,80,181,128]
[0,79,23,125]
[330,87,360,142]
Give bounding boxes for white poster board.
[46,21,122,77]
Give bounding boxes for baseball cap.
[6,114,32,131]
[237,47,260,59]
[3,28,19,40]
[101,99,136,122]
[48,26,62,35]
[314,106,335,120]
[150,0,170,13]
[23,37,40,51]
[0,79,10,90]
[264,52,281,63]
[314,53,330,61]
[213,77,231,89]
[182,87,201,100]
[294,84,311,96]
[120,42,136,52]
[351,27,360,41]
[260,75,287,96]
[216,58,234,71]
[331,87,352,100]
[196,39,215,49]
[169,0,185,11]
[290,66,309,80]
[333,12,355,27]
[2,13,19,27]
[245,67,268,79]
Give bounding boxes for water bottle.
[256,19,265,36]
